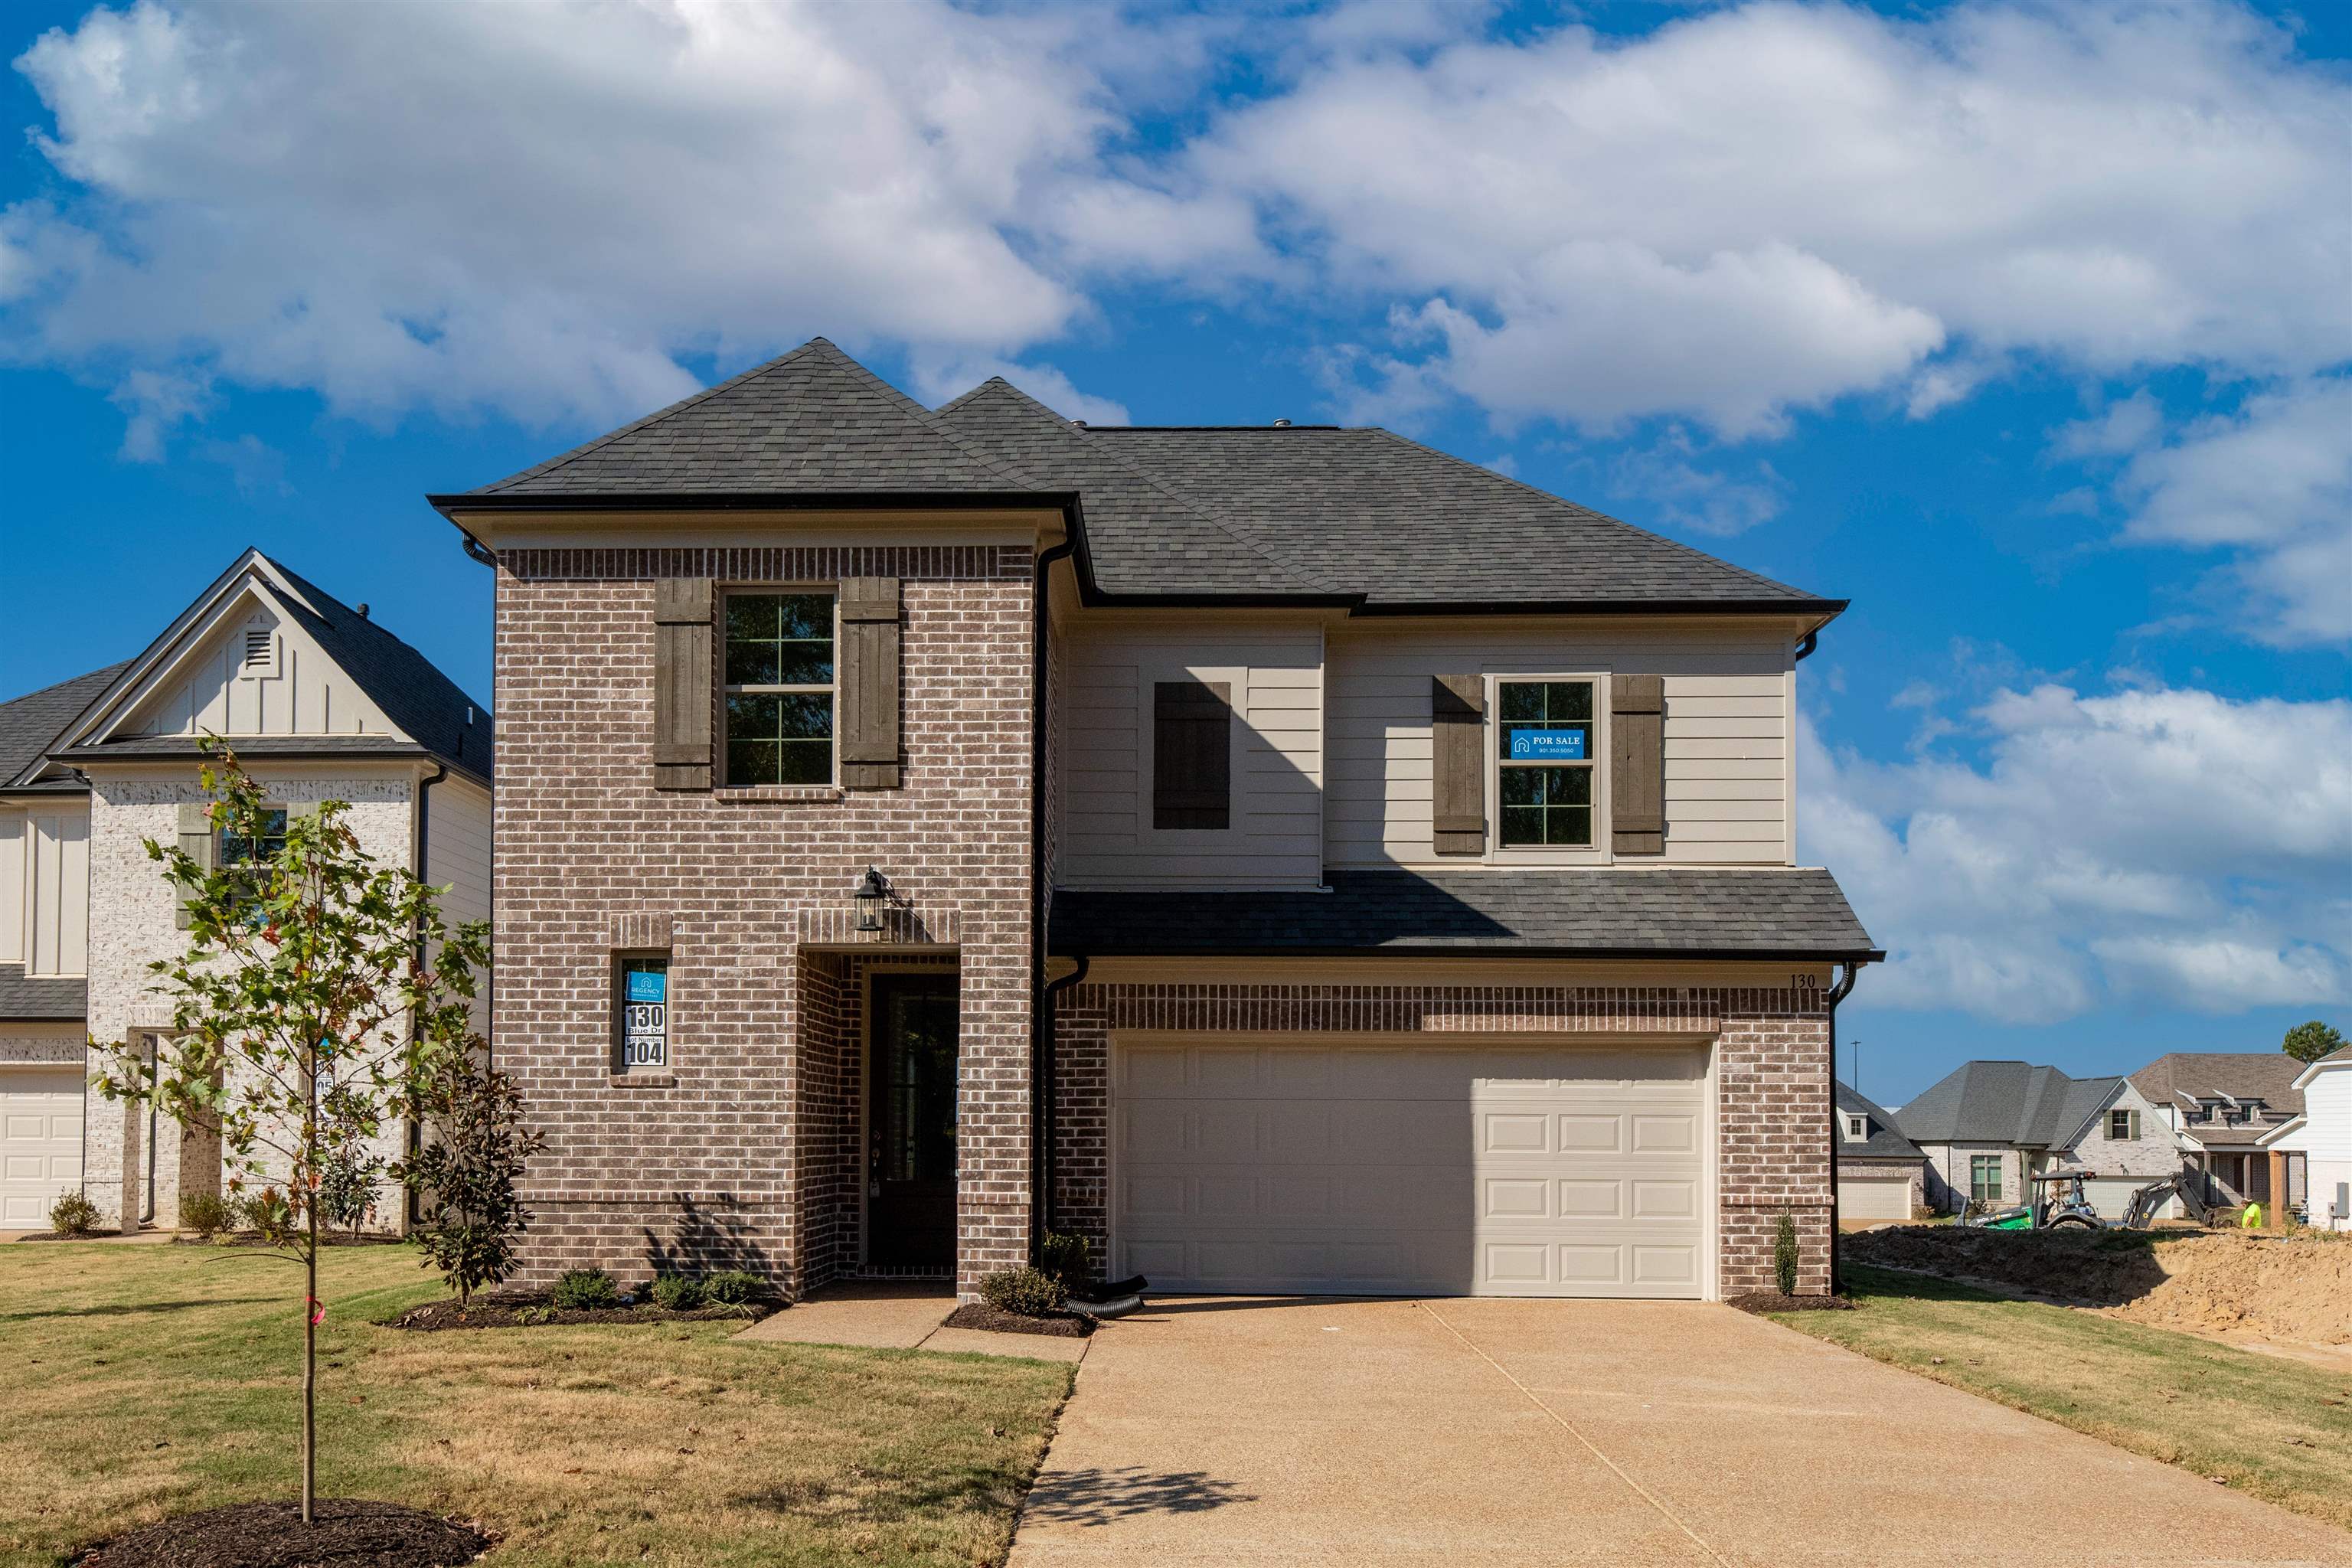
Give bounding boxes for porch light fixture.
[852,865,890,933]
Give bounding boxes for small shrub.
[316,1145,383,1237]
[1774,1211,1799,1296]
[396,1052,547,1308]
[1038,1230,1090,1289]
[240,1187,299,1247]
[978,1266,1066,1318]
[650,1273,705,1311]
[48,1190,101,1236]
[703,1269,766,1305]
[180,1191,236,1240]
[550,1269,620,1310]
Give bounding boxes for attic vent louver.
[243,627,273,671]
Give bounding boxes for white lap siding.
[1322,621,1793,867]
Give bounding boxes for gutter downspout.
[1031,532,1079,1254]
[1824,961,1860,1294]
[458,531,498,570]
[1793,629,1819,663]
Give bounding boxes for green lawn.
[1772,1265,2352,1530]
[0,1243,1072,1568]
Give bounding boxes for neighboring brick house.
[430,337,1880,1301]
[1896,1060,2180,1219]
[1834,1081,1926,1221]
[0,550,490,1232]
[2128,1052,2311,1217]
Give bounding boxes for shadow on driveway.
[1020,1465,1254,1527]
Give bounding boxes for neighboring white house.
[2262,1046,2351,1231]
[0,549,490,1233]
[1894,1060,2182,1219]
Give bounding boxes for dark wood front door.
[867,972,958,1269]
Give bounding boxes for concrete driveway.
[1008,1296,2352,1567]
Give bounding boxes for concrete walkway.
[734,1282,1088,1364]
[1008,1295,2352,1566]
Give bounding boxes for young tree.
[2282,1020,2344,1065]
[94,740,488,1525]
[396,1049,546,1309]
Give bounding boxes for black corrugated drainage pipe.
[1825,961,1860,1294]
[1031,534,1080,1253]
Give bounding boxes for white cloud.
[1604,431,1788,536]
[1191,0,2349,434]
[2052,390,2164,460]
[2113,377,2352,646]
[1804,684,2352,1022]
[106,365,208,460]
[4,0,1133,433]
[3,0,2345,456]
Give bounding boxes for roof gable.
[469,338,1029,498]
[2128,1051,2307,1117]
[48,550,490,785]
[1835,1081,1926,1160]
[1894,1060,2128,1151]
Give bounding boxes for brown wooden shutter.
[1431,675,1485,856]
[1610,674,1666,854]
[652,577,715,792]
[1153,680,1231,829]
[174,802,214,929]
[838,577,902,789]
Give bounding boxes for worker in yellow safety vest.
[2240,1201,2263,1229]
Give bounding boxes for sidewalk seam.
[1414,1302,1733,1568]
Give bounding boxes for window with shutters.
[721,591,835,786]
[1493,678,1598,848]
[2108,1108,2139,1142]
[1152,680,1232,830]
[219,807,288,914]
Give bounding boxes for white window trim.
[719,586,838,790]
[1135,662,1246,846]
[1484,670,1610,864]
[1844,1114,1868,1141]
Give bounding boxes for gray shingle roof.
[933,380,1334,596]
[2127,1053,2305,1119]
[267,560,492,785]
[1893,1062,2124,1151]
[1049,867,1876,958]
[1837,1081,1926,1161]
[0,663,129,791]
[1089,426,1830,609]
[0,963,85,1023]
[436,338,1839,613]
[469,338,1030,498]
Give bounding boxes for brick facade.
[492,544,1034,1298]
[1049,979,1834,1298]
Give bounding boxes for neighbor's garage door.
[2,1069,84,1228]
[1838,1174,1913,1220]
[1114,1040,1707,1298]
[2081,1177,2149,1219]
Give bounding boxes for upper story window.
[723,592,835,786]
[220,808,288,867]
[1495,679,1595,848]
[2107,1108,2141,1141]
[1843,1113,1868,1141]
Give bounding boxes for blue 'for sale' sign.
[626,967,667,1004]
[1509,728,1588,761]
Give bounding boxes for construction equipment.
[1961,1171,2104,1230]
[2120,1168,2230,1230]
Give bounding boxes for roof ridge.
[939,378,1342,593]
[1356,428,1824,603]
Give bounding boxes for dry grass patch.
[0,1242,1070,1566]
[1773,1266,2352,1530]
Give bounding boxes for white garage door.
[2081,1177,2150,1219]
[1115,1040,1708,1298]
[1838,1174,1913,1220]
[2,1070,84,1228]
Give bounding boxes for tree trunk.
[302,1221,316,1524]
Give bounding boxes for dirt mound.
[1846,1227,2352,1344]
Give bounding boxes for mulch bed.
[13,1231,103,1243]
[942,1302,1094,1338]
[75,1498,488,1568]
[387,1288,778,1331]
[1726,1291,1858,1315]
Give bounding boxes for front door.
[867,972,958,1269]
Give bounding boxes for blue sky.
[2,0,2346,1101]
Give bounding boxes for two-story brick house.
[431,338,1877,1301]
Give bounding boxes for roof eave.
[1046,942,1887,963]
[429,488,1080,517]
[1348,596,1848,621]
